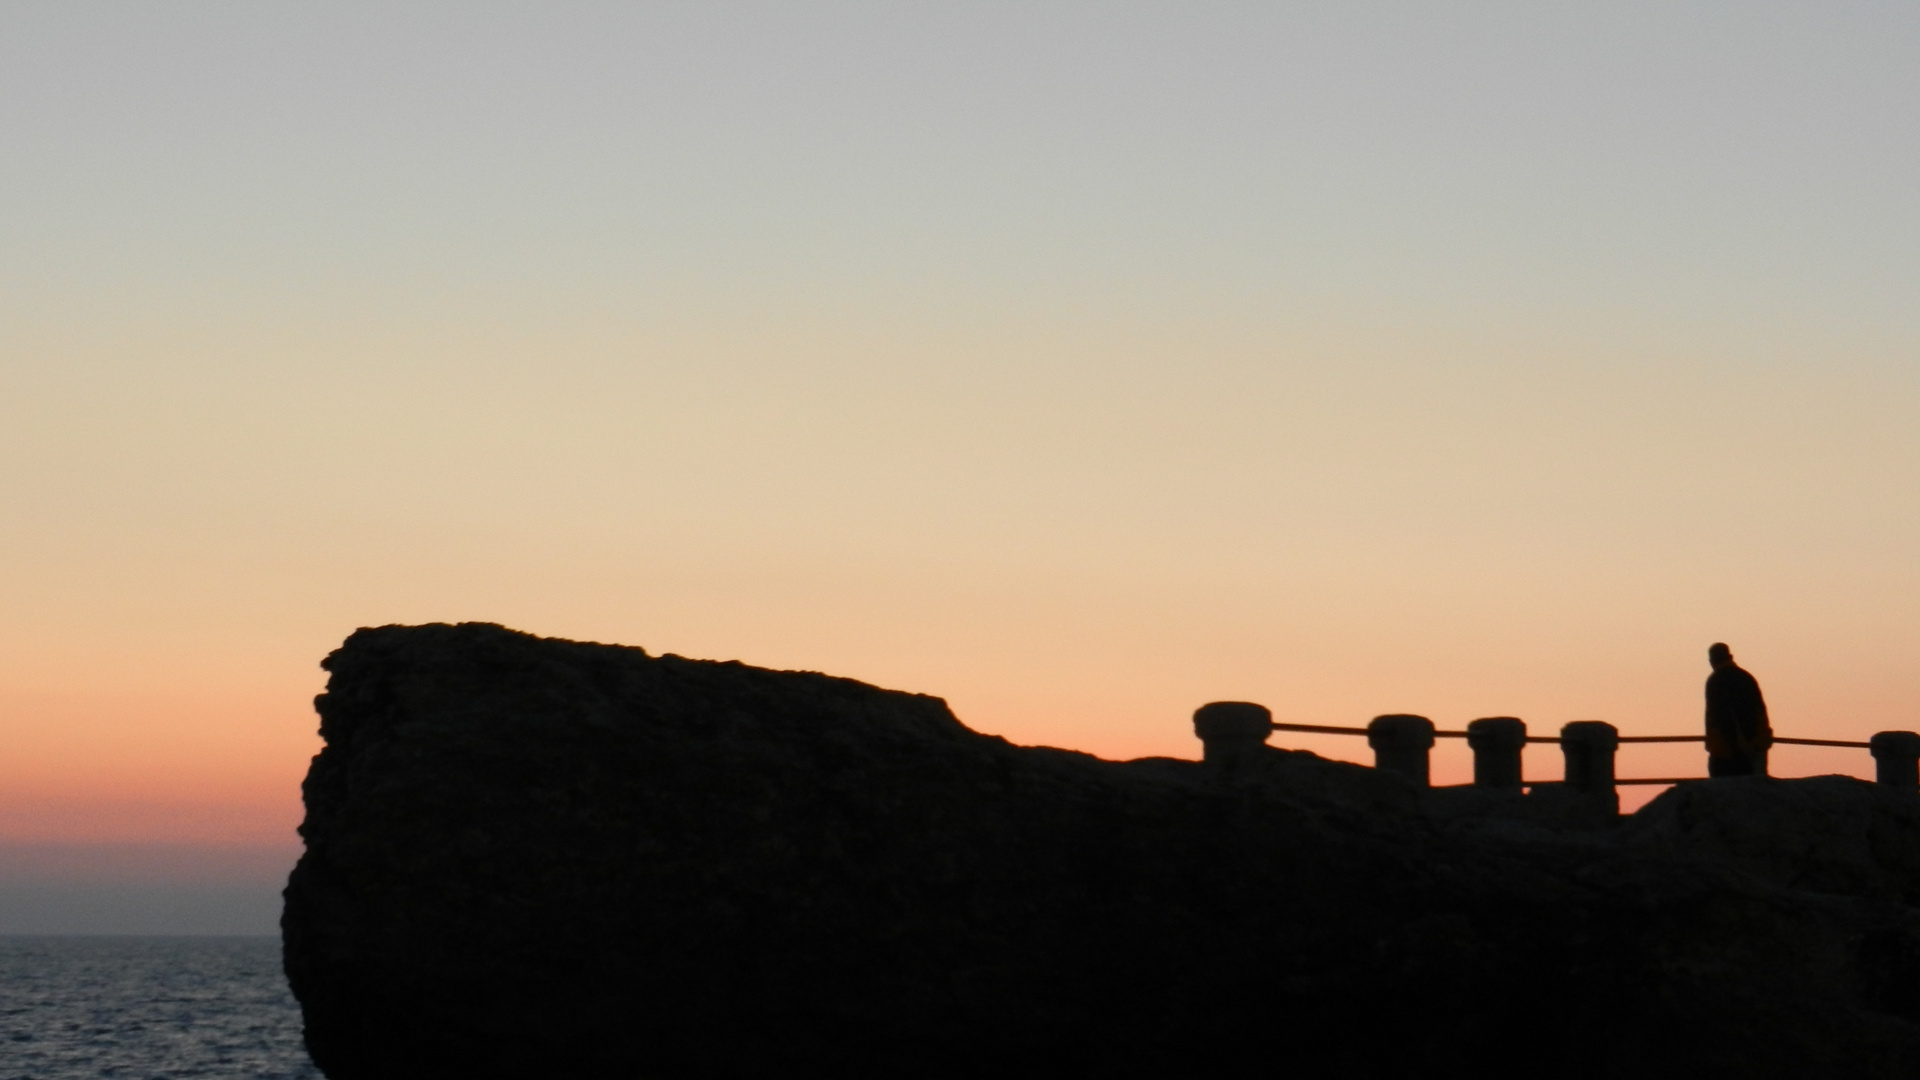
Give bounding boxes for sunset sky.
[3,2,1917,930]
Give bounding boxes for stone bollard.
[1560,721,1620,815]
[1466,717,1527,791]
[1870,731,1920,790]
[1368,715,1435,787]
[1193,702,1272,770]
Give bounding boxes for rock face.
[284,623,1920,1079]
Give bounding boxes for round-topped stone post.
[1560,721,1619,814]
[1193,702,1272,771]
[1466,717,1527,791]
[1368,714,1435,787]
[1870,731,1920,789]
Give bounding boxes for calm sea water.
[0,936,319,1079]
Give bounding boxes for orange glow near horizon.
[0,614,1894,845]
[0,686,315,847]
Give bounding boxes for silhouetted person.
[1705,642,1771,777]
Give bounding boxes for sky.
[2,2,1917,931]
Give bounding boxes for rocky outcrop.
[283,623,1920,1079]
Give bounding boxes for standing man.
[1705,642,1772,777]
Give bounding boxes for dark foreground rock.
[284,624,1920,1079]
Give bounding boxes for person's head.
[1708,642,1733,670]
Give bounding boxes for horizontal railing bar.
[1268,724,1473,739]
[1268,727,1872,748]
[1503,777,1848,787]
[1774,736,1871,748]
[1269,722,1370,736]
[1519,778,1704,786]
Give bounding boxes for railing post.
[1466,717,1526,791]
[1560,721,1619,814]
[1193,702,1272,770]
[1870,731,1920,789]
[1368,714,1435,787]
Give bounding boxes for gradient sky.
[3,3,1918,928]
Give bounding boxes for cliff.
[283,623,1920,1078]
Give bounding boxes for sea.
[0,936,319,1079]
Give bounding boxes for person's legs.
[1708,753,1756,778]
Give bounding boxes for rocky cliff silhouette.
[283,623,1920,1079]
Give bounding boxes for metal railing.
[1190,706,1920,803]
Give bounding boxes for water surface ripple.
[0,936,318,1079]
